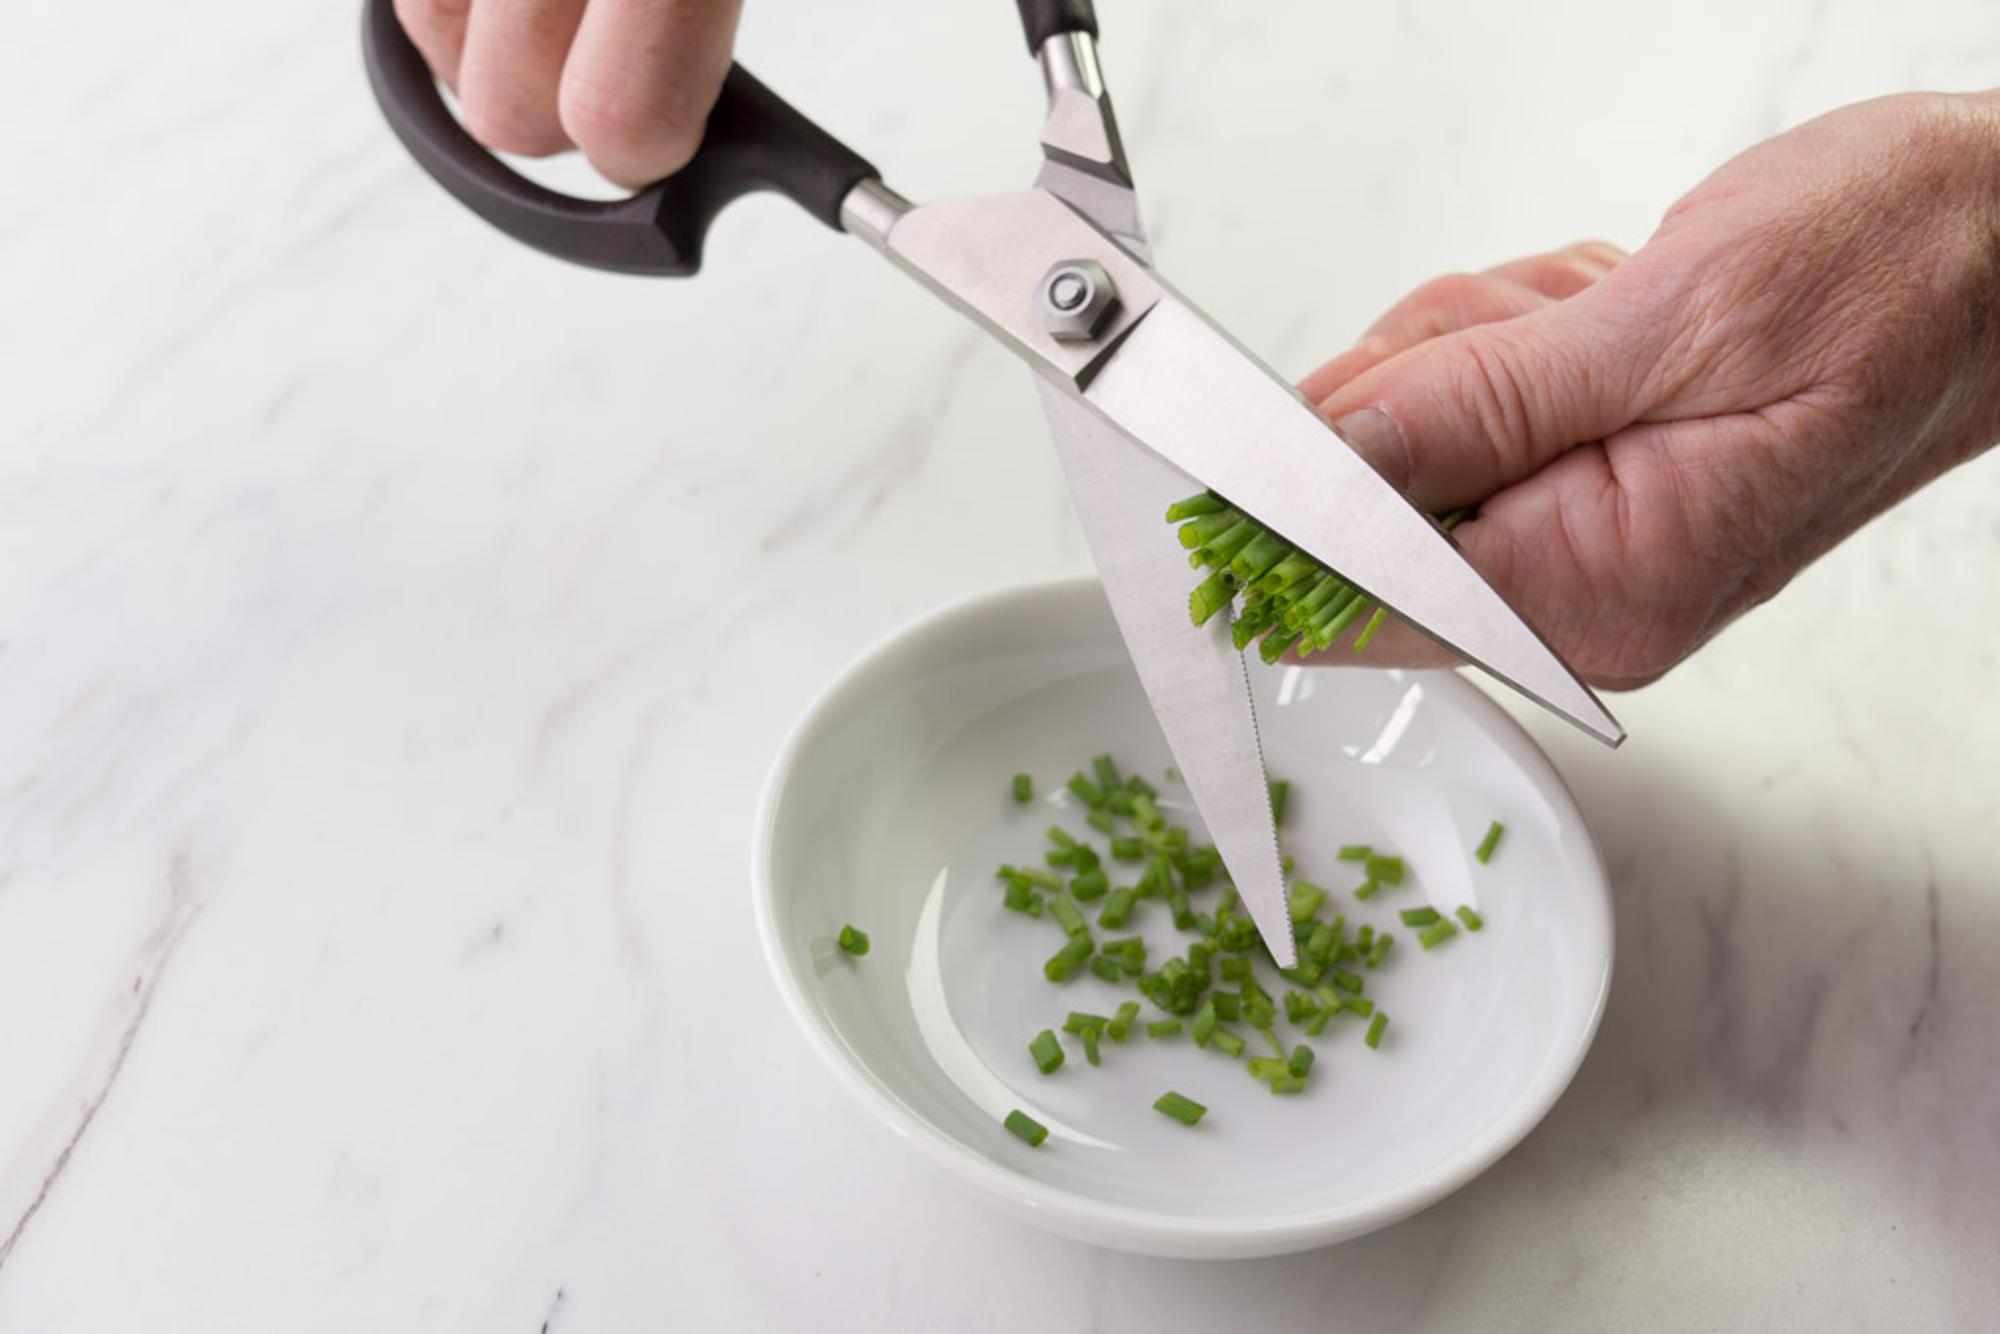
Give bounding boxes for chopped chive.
[1190,571,1235,626]
[1365,1012,1389,1049]
[1399,907,1441,927]
[1130,792,1162,831]
[1247,1056,1289,1080]
[1091,754,1120,791]
[1081,1028,1101,1066]
[1069,868,1109,901]
[1351,606,1389,650]
[1108,1000,1141,1042]
[1012,773,1032,803]
[836,925,870,957]
[1329,969,1363,994]
[1106,789,1136,816]
[1287,1044,1316,1078]
[1067,772,1107,808]
[1047,826,1077,851]
[1337,844,1372,861]
[1475,821,1506,864]
[1125,774,1157,799]
[1098,886,1138,929]
[1211,993,1242,1022]
[1287,879,1326,923]
[1147,1019,1183,1039]
[1003,879,1036,914]
[1165,491,1228,522]
[1050,894,1088,938]
[1063,1011,1109,1036]
[1357,924,1374,949]
[1456,905,1485,932]
[1365,854,1406,885]
[1260,1024,1286,1058]
[1366,933,1395,969]
[1044,935,1094,982]
[1027,895,1044,918]
[1219,956,1251,983]
[1418,919,1460,950]
[1191,1000,1219,1047]
[1303,1007,1333,1037]
[1004,1109,1049,1146]
[1089,954,1124,983]
[1270,1075,1307,1095]
[1153,1091,1207,1126]
[1168,885,1193,931]
[1344,995,1374,1017]
[1029,1029,1065,1074]
[1211,1027,1246,1058]
[1269,779,1291,827]
[1354,879,1382,901]
[1118,936,1147,974]
[1086,808,1115,835]
[1019,867,1062,891]
[1110,835,1144,862]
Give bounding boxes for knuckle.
[394,0,471,47]
[457,84,568,156]
[560,72,704,180]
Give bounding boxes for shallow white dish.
[753,577,1612,1258]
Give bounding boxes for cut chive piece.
[1351,606,1388,651]
[1211,1028,1247,1058]
[1110,836,1144,862]
[1475,820,1506,865]
[1019,867,1063,891]
[1081,1028,1101,1066]
[1029,1029,1064,1074]
[1269,779,1291,827]
[1153,1091,1207,1126]
[1044,935,1094,982]
[1189,572,1234,626]
[1288,1044,1316,1078]
[1108,1001,1141,1043]
[1069,868,1109,901]
[1012,773,1032,803]
[1211,993,1242,1022]
[1329,969,1363,994]
[1365,854,1406,885]
[1219,955,1251,984]
[1344,995,1374,1018]
[1247,1056,1289,1080]
[1086,808,1115,835]
[1067,772,1107,808]
[1399,907,1441,927]
[1270,1075,1307,1095]
[1337,844,1372,861]
[1354,879,1382,901]
[1098,887,1138,929]
[1130,792,1162,831]
[1165,491,1227,522]
[1366,933,1395,969]
[1003,879,1036,914]
[1456,905,1485,932]
[1004,1109,1049,1146]
[1050,894,1088,938]
[836,925,870,957]
[1191,1000,1219,1047]
[1365,1012,1389,1049]
[1147,1019,1183,1039]
[1287,879,1326,923]
[1303,1007,1333,1037]
[1047,826,1077,851]
[1063,1011,1109,1036]
[1089,955,1124,983]
[1092,754,1121,791]
[1418,919,1460,950]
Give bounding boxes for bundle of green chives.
[1167,491,1471,663]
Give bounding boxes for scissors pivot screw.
[1038,260,1120,342]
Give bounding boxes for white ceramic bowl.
[753,578,1612,1258]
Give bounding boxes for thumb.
[1313,285,1656,512]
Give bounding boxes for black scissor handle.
[1016,0,1098,52]
[361,0,876,276]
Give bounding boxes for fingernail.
[1331,408,1412,490]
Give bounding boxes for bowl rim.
[751,575,1613,1254]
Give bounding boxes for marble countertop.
[4,0,1998,1328]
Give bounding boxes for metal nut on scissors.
[1037,260,1120,342]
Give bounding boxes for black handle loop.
[1016,0,1099,52]
[361,0,877,276]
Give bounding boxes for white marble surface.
[3,0,1998,1328]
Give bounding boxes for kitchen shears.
[361,0,1623,965]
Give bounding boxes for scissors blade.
[1079,291,1624,747]
[1037,381,1297,966]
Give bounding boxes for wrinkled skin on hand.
[1302,92,2000,689]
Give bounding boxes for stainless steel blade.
[1027,29,1294,964]
[1036,381,1297,966]
[1078,293,1625,747]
